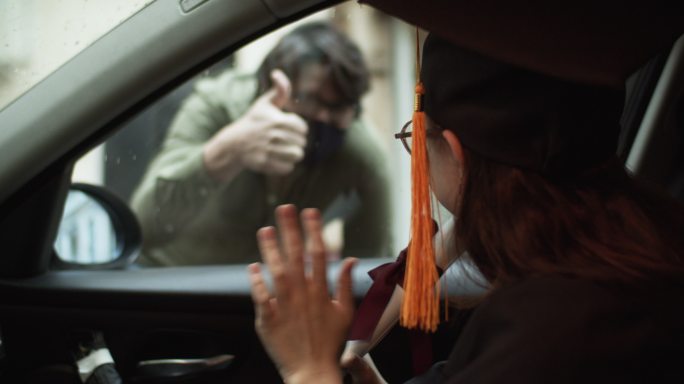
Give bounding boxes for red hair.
[454,153,684,286]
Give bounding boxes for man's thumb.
[266,69,292,109]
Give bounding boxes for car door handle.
[135,354,234,379]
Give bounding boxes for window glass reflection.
[0,0,154,111]
[55,190,117,264]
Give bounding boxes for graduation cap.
[421,34,625,175]
[357,0,684,332]
[360,0,683,87]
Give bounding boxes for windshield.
[0,0,155,111]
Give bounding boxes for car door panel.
[0,262,379,383]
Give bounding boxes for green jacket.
[131,70,393,265]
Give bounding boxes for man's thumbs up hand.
[204,69,308,179]
[265,69,293,109]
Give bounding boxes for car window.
[0,0,155,111]
[64,4,431,267]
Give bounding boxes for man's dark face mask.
[303,120,346,165]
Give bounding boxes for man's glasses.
[394,119,443,155]
[292,92,358,120]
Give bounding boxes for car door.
[0,1,477,382]
[0,1,380,383]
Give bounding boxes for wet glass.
[0,0,155,111]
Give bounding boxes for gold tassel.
[400,29,440,332]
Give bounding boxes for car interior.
[0,0,682,383]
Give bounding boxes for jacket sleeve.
[130,88,229,246]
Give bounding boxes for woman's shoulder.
[480,275,684,322]
[440,275,684,382]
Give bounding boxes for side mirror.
[53,183,142,269]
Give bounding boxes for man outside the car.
[131,22,393,266]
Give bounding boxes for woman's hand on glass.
[248,204,357,384]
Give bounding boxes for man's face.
[286,62,358,130]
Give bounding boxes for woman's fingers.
[248,263,274,321]
[256,226,291,301]
[302,208,328,295]
[275,205,306,290]
[257,205,332,306]
[335,257,357,311]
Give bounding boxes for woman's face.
[426,117,464,214]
